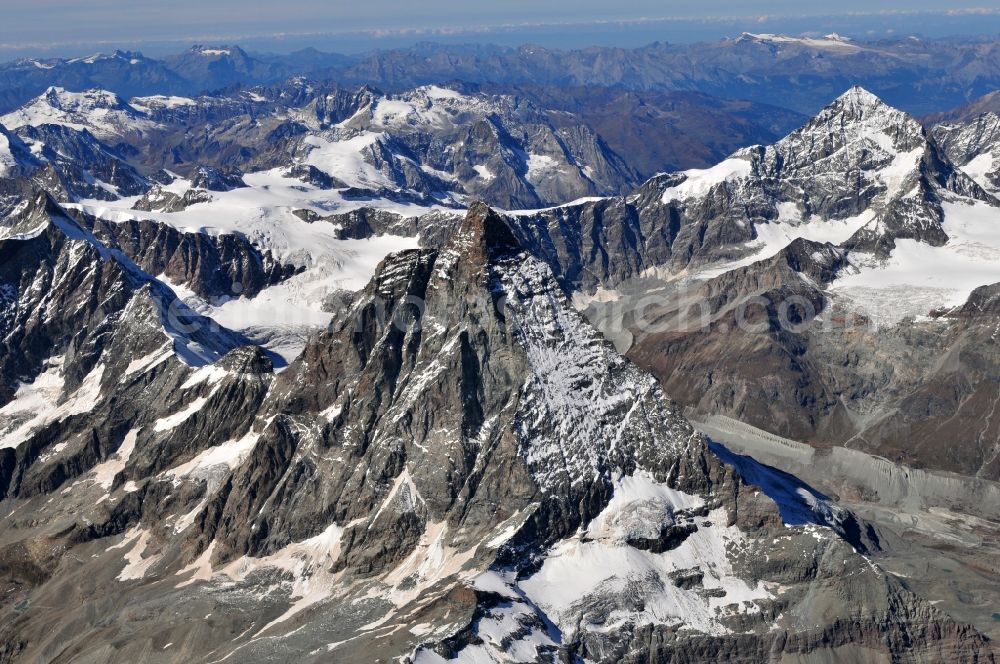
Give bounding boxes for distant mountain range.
[4,34,1000,117]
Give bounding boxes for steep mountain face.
[931,112,1000,194]
[0,192,250,472]
[0,203,992,663]
[14,124,149,200]
[0,125,39,178]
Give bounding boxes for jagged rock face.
[2,116,152,205]
[931,112,1000,194]
[744,86,927,218]
[0,194,256,509]
[509,193,677,293]
[0,125,39,179]
[195,204,705,568]
[128,169,247,213]
[483,89,1000,485]
[295,205,464,247]
[12,123,148,200]
[0,204,992,664]
[659,86,989,259]
[77,212,300,299]
[0,81,645,210]
[189,166,247,192]
[301,85,378,128]
[131,184,213,212]
[290,85,638,208]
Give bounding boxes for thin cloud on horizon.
[1,6,998,58]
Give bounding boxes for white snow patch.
[0,131,14,177]
[153,396,209,432]
[91,428,140,492]
[117,528,161,581]
[422,85,465,100]
[961,153,999,193]
[130,95,198,110]
[696,210,875,280]
[165,431,260,480]
[318,403,342,420]
[661,158,753,203]
[304,132,392,189]
[586,470,704,542]
[472,164,495,182]
[122,344,173,379]
[179,364,229,390]
[519,504,769,638]
[525,153,564,184]
[740,32,864,53]
[0,360,105,449]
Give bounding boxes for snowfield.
[67,169,438,360]
[831,200,1000,324]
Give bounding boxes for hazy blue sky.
[1,1,998,56]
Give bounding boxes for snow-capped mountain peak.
[788,85,921,147]
[826,85,899,122]
[735,32,865,53]
[41,86,126,110]
[0,86,155,139]
[659,87,929,215]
